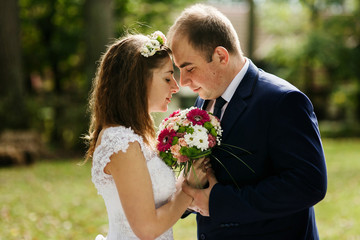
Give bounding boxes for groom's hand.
[182,168,218,216]
[186,157,211,188]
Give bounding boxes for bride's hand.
[186,157,211,189]
[175,170,186,191]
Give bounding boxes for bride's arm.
[105,141,192,240]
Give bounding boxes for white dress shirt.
[207,57,249,120]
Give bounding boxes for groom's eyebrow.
[179,62,192,68]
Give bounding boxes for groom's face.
[171,38,224,100]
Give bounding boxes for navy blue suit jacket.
[193,60,327,240]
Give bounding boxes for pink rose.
[177,155,190,163]
[208,134,217,148]
[178,138,188,147]
[170,144,181,156]
[182,119,191,126]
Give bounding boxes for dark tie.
[213,96,227,119]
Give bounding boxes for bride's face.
[148,56,179,113]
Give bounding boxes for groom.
[167,4,327,240]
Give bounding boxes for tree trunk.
[247,0,255,59]
[0,0,26,129]
[84,0,114,90]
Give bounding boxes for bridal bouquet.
[156,107,222,175]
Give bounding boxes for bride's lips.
[166,98,171,103]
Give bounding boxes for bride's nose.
[171,78,180,94]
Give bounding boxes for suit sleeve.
[208,91,327,224]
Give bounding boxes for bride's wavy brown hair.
[84,34,172,161]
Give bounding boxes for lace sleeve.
[91,126,145,193]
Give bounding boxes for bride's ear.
[213,46,229,65]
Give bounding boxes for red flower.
[157,128,177,152]
[169,109,181,118]
[186,108,210,125]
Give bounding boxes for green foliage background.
[257,0,360,135]
[10,0,198,153]
[1,0,359,154]
[1,1,359,239]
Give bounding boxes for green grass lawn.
[0,138,359,240]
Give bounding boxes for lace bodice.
[92,126,176,240]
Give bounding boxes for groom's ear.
[213,46,229,65]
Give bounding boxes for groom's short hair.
[167,4,242,62]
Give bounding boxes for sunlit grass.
[0,138,359,239]
[315,139,360,240]
[0,160,107,240]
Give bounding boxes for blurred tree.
[12,0,197,153]
[4,0,359,151]
[0,0,26,129]
[247,0,255,59]
[19,0,87,149]
[258,0,360,130]
[84,0,114,91]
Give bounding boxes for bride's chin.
[149,106,168,113]
[161,106,168,112]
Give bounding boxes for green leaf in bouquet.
[203,122,213,131]
[190,163,204,189]
[220,143,252,155]
[187,147,202,158]
[186,160,192,176]
[178,126,186,133]
[159,151,167,159]
[210,128,217,137]
[172,136,178,145]
[216,146,254,173]
[211,154,241,190]
[186,127,194,134]
[192,149,212,159]
[160,151,176,167]
[179,146,188,156]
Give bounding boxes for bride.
[84,31,210,240]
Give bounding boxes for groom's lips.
[193,87,200,92]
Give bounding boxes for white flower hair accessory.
[140,31,167,57]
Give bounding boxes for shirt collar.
[221,57,249,102]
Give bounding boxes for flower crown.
[140,31,167,57]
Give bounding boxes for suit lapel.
[221,60,259,140]
[193,60,259,140]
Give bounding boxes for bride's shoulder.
[97,125,144,152]
[103,125,139,138]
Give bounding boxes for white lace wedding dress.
[92,126,176,240]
